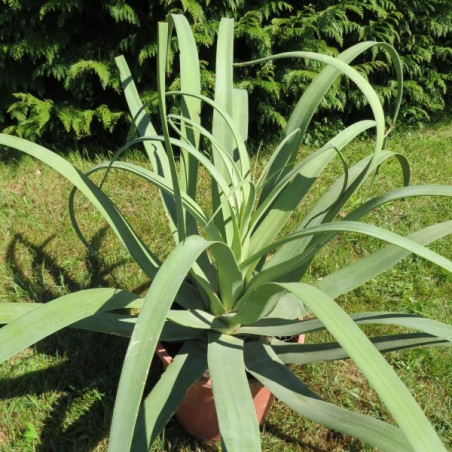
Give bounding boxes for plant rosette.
[0,14,451,452]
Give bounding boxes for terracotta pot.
[155,333,305,442]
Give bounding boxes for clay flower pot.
[155,333,305,442]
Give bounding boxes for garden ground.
[0,121,450,451]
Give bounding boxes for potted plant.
[0,14,451,452]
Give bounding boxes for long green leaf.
[117,134,243,232]
[74,314,204,342]
[232,88,249,143]
[114,55,177,231]
[166,90,251,252]
[161,322,206,342]
[1,134,206,309]
[157,21,186,241]
[211,17,237,243]
[131,340,207,450]
[270,174,446,285]
[270,151,410,274]
[238,312,452,342]
[243,42,402,200]
[274,283,446,451]
[170,15,201,235]
[208,333,261,451]
[114,55,167,170]
[245,341,411,451]
[317,220,452,298]
[71,313,136,337]
[0,289,140,363]
[248,120,376,258]
[209,240,243,310]
[167,91,249,179]
[167,113,242,185]
[0,302,39,323]
[167,309,217,329]
[212,17,237,174]
[346,185,451,222]
[171,15,201,146]
[224,284,287,327]
[0,304,206,341]
[0,134,162,280]
[271,333,450,364]
[244,220,452,290]
[108,236,226,451]
[347,312,452,342]
[265,153,405,279]
[80,159,222,242]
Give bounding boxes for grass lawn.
[0,120,451,451]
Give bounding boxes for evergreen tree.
[0,0,450,150]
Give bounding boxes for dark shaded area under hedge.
[0,0,450,152]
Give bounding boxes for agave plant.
[1,14,451,452]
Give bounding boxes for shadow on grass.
[263,422,368,452]
[5,229,127,302]
[3,230,129,449]
[263,423,325,451]
[0,328,216,451]
[1,330,128,450]
[1,230,215,450]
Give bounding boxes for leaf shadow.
[1,230,210,450]
[5,228,125,303]
[2,229,131,449]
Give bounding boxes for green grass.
[0,120,451,451]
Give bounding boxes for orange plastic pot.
[155,334,305,442]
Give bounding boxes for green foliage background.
[0,0,451,149]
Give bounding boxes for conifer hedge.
[0,0,450,149]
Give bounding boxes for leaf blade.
[245,341,412,452]
[276,283,446,451]
[0,289,140,363]
[108,236,214,452]
[208,333,261,451]
[132,340,208,449]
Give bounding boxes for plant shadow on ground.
[262,422,366,452]
[2,229,128,450]
[0,145,26,165]
[5,228,127,301]
[1,332,126,450]
[1,230,221,451]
